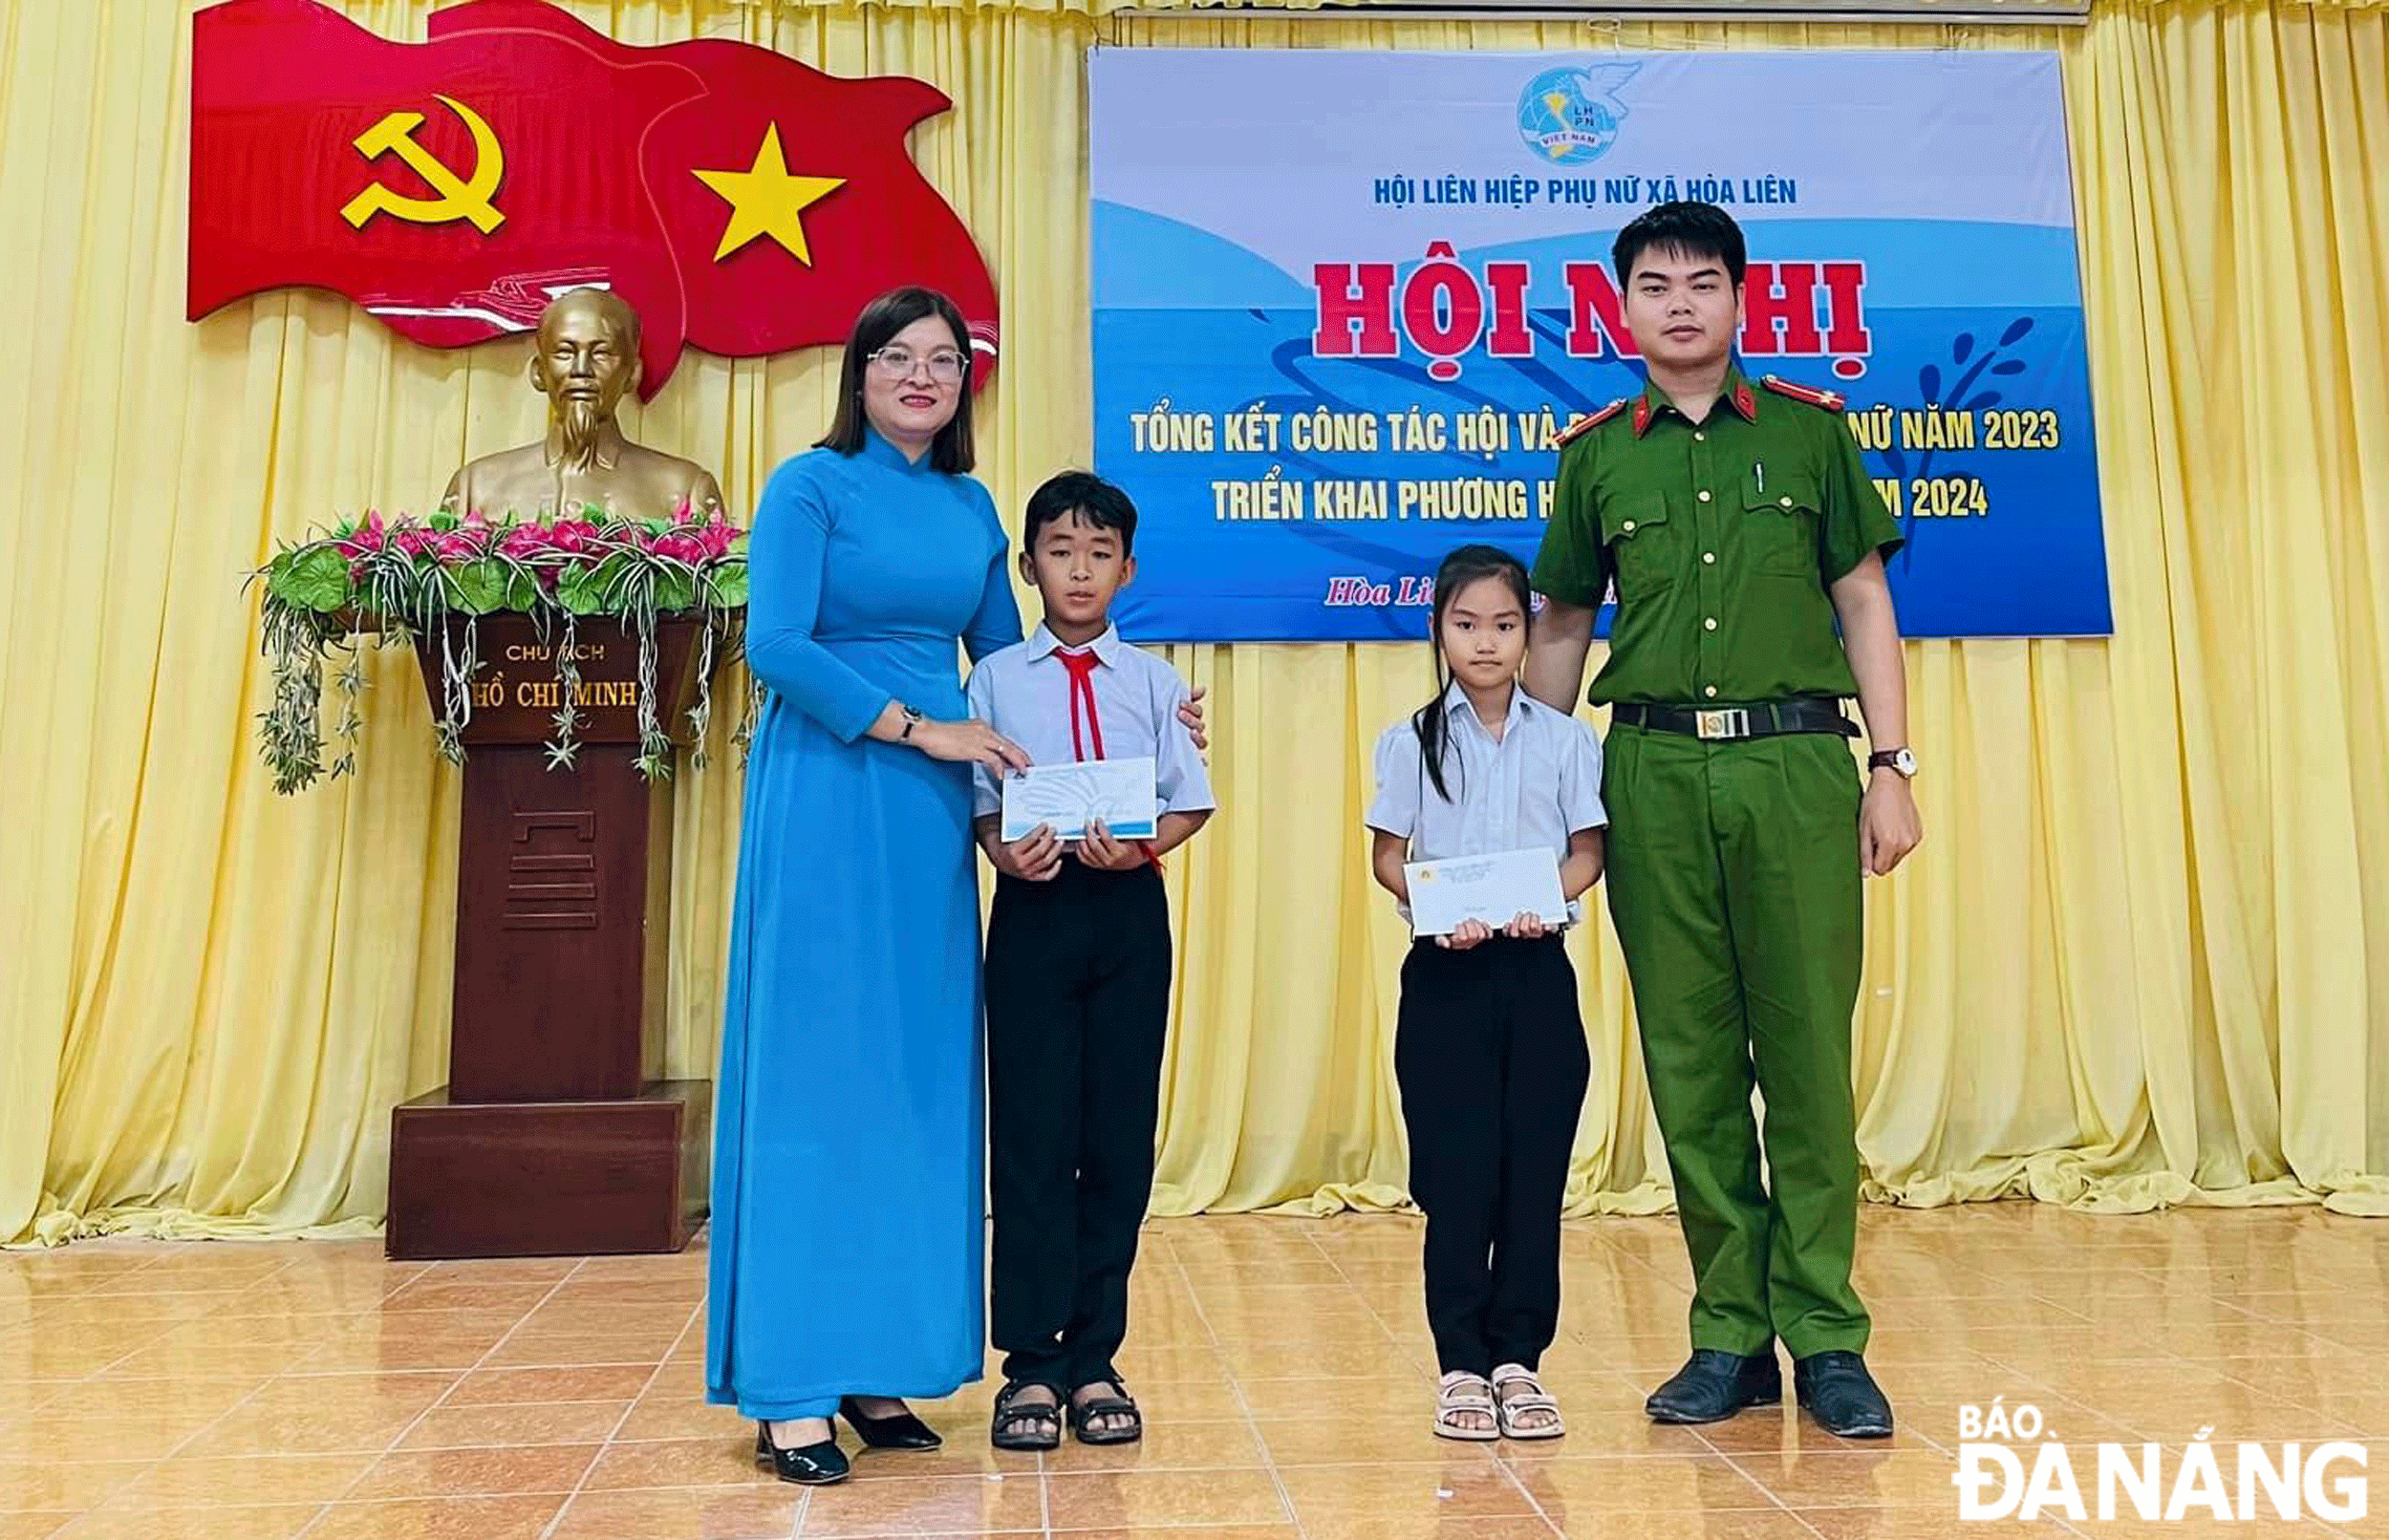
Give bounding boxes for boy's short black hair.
[1024,471,1138,555]
[1611,201,1748,289]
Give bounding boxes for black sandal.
[990,1379,1063,1451]
[1066,1379,1143,1445]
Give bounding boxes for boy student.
[1525,202,1921,1439]
[965,471,1215,1451]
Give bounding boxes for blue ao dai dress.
[706,427,1022,1421]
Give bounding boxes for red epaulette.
[1759,374,1848,413]
[1554,398,1627,448]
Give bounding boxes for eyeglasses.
[868,346,969,385]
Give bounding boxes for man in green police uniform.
[1525,203,1921,1440]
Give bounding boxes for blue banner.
[1090,49,2112,641]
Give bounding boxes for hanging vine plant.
[248,501,750,794]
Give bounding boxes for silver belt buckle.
[1695,708,1750,740]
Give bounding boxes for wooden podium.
[387,614,714,1259]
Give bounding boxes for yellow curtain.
[3,0,2384,1248]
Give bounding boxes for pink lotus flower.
[431,532,484,562]
[698,522,735,560]
[651,532,710,565]
[453,509,497,551]
[499,524,550,561]
[334,510,387,560]
[393,527,432,559]
[547,520,598,556]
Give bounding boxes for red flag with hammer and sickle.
[188,0,1001,398]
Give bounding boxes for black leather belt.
[1612,698,1858,741]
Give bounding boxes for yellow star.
[692,125,845,265]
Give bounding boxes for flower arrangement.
[251,500,750,794]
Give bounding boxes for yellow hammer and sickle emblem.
[340,95,506,234]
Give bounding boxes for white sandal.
[1432,1371,1500,1442]
[1491,1362,1565,1440]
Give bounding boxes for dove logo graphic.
[1516,64,1637,167]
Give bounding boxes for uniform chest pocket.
[1743,469,1822,579]
[1602,495,1680,597]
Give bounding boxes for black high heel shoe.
[839,1396,942,1451]
[755,1421,850,1485]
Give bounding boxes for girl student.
[1365,543,1607,1442]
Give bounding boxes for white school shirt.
[963,622,1216,821]
[1366,682,1607,921]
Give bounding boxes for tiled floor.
[2,1202,2383,1537]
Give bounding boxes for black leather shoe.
[1645,1349,1783,1423]
[1795,1351,1893,1439]
[755,1422,850,1485]
[840,1396,942,1450]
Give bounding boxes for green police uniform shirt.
[1532,367,1905,708]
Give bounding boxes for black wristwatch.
[1867,747,1918,779]
[897,703,924,741]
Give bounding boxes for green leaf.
[428,509,461,532]
[656,570,698,613]
[728,533,749,558]
[707,564,748,608]
[268,545,353,613]
[555,563,611,616]
[555,553,630,616]
[448,558,511,615]
[643,518,675,539]
[506,569,546,611]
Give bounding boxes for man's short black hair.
[1611,201,1748,289]
[1024,471,1137,555]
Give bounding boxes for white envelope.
[1403,847,1571,938]
[1001,756,1159,843]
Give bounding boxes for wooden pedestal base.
[387,1080,711,1260]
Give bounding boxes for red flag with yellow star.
[650,45,1002,382]
[189,0,1001,397]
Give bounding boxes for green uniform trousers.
[1602,723,1871,1358]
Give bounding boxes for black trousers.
[1394,934,1591,1378]
[984,860,1173,1389]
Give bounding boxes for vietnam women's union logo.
[1516,64,1638,166]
